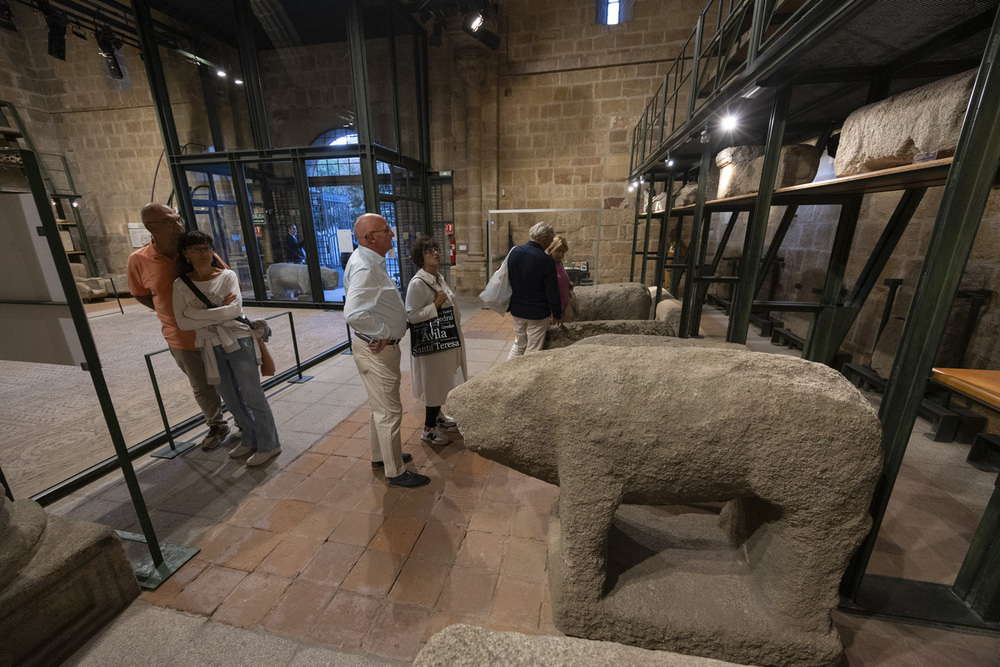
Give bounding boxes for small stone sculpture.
[544,320,675,349]
[571,283,652,321]
[265,262,339,297]
[449,345,882,667]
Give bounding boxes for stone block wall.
[428,0,700,293]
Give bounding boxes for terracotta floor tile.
[141,557,209,607]
[352,485,405,515]
[489,575,543,631]
[469,500,516,535]
[341,549,407,596]
[455,530,506,571]
[193,523,249,563]
[212,571,292,628]
[362,599,433,661]
[367,517,426,555]
[253,498,313,533]
[310,434,347,456]
[437,566,497,618]
[254,471,308,499]
[522,479,558,509]
[309,590,382,649]
[217,528,284,571]
[332,419,366,437]
[283,452,328,476]
[260,579,337,640]
[339,438,373,460]
[311,455,357,480]
[298,541,365,587]
[345,407,369,423]
[401,412,424,429]
[481,473,526,504]
[285,475,336,503]
[441,472,489,500]
[429,494,479,527]
[227,495,280,528]
[453,450,494,476]
[501,536,548,582]
[256,535,324,578]
[422,610,481,643]
[168,564,247,616]
[511,505,549,541]
[388,489,440,521]
[389,557,451,607]
[410,521,466,564]
[319,478,374,509]
[289,504,345,541]
[329,510,386,547]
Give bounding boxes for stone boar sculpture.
[448,344,882,667]
[266,262,339,297]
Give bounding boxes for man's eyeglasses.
[369,227,393,236]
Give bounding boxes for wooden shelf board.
[670,158,954,214]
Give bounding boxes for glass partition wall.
[138,0,429,306]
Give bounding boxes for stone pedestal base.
[449,258,488,296]
[0,507,140,666]
[549,506,844,667]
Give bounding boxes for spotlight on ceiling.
[0,1,17,32]
[216,69,226,78]
[95,25,124,79]
[462,1,499,50]
[234,78,244,85]
[721,113,738,132]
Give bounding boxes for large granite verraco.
[448,344,882,667]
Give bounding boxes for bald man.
[344,214,429,488]
[127,203,231,451]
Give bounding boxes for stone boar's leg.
[552,457,625,603]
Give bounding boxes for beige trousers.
[508,316,549,359]
[351,337,404,478]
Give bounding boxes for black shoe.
[371,453,413,469]
[388,470,431,488]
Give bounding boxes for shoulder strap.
[181,274,216,308]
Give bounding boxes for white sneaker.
[421,425,449,446]
[437,413,457,428]
[228,439,252,458]
[247,447,282,467]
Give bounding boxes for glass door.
[306,156,368,303]
[185,165,252,294]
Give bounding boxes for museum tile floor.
[35,298,1000,665]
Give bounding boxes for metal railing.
[629,0,814,175]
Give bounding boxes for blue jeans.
[213,337,279,453]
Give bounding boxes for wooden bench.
[931,368,1000,466]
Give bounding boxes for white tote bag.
[479,251,513,315]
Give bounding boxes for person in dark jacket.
[284,224,306,264]
[506,221,562,359]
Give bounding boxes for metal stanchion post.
[284,311,312,383]
[146,350,199,459]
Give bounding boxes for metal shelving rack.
[626,0,1000,630]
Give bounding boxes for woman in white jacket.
[405,235,468,445]
[172,230,281,467]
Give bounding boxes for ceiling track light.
[95,25,124,79]
[462,1,500,50]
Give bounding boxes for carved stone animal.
[571,283,652,321]
[448,345,882,666]
[266,262,339,297]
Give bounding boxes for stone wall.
[428,0,700,294]
[0,4,181,276]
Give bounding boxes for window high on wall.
[597,0,623,25]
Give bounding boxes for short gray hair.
[529,222,555,242]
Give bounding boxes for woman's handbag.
[479,251,512,314]
[411,278,462,357]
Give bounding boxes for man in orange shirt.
[127,203,230,450]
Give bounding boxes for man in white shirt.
[344,214,429,488]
